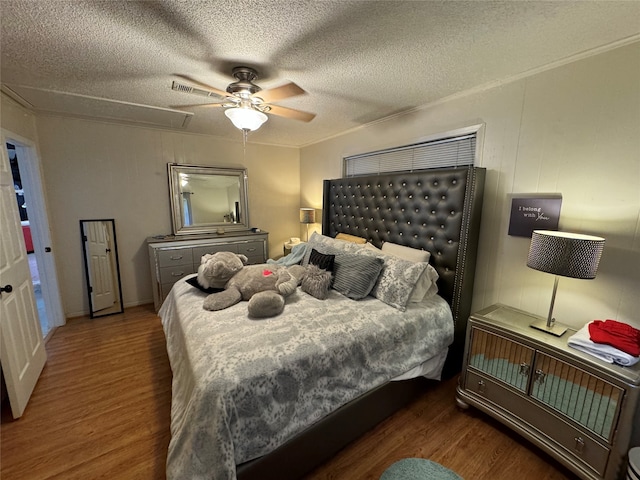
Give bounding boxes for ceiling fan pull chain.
[242,129,248,157]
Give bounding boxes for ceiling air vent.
[171,81,224,99]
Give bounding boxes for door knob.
[0,285,13,293]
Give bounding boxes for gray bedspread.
[159,274,454,480]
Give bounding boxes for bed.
[159,166,486,480]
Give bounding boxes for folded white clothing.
[567,323,639,367]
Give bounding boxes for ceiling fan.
[171,66,316,131]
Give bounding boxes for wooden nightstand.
[456,304,640,480]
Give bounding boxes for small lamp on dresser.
[526,230,605,336]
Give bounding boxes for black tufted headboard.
[322,166,485,374]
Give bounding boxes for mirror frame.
[167,163,250,235]
[80,219,124,318]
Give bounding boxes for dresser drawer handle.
[534,369,546,384]
[245,247,256,252]
[519,363,530,376]
[171,271,185,277]
[170,255,184,260]
[574,436,585,454]
[477,380,486,394]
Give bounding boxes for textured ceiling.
[1,1,639,147]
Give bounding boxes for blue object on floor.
[380,458,463,480]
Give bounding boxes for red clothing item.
[588,320,640,357]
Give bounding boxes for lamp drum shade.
[300,208,316,224]
[527,230,604,279]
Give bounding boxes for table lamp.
[300,208,316,241]
[526,230,605,336]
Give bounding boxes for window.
[344,127,480,177]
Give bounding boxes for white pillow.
[381,242,431,263]
[409,264,439,302]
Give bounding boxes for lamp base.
[530,319,568,337]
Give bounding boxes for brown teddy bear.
[197,251,304,318]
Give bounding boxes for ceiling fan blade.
[170,103,225,109]
[174,74,230,98]
[267,104,316,122]
[257,82,306,103]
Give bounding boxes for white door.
[83,221,115,312]
[0,142,46,419]
[9,139,65,335]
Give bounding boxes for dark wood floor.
[1,305,578,480]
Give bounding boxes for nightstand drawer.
[465,369,512,401]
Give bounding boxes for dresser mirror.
[80,219,124,318]
[168,164,250,235]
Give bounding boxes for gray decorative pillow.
[302,232,364,266]
[301,264,333,300]
[356,249,428,311]
[332,253,383,300]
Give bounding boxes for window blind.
[344,133,476,177]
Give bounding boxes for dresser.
[456,304,640,480]
[147,231,268,310]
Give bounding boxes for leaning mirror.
[80,219,124,318]
[167,164,250,235]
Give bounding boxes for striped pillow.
[332,254,383,300]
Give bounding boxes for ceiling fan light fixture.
[224,107,268,131]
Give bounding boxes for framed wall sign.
[508,194,562,237]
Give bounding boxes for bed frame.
[237,166,485,480]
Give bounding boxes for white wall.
[1,94,39,140]
[30,116,299,317]
[300,42,640,330]
[3,42,638,326]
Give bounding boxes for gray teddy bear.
[197,251,304,318]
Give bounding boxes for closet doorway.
[4,135,64,338]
